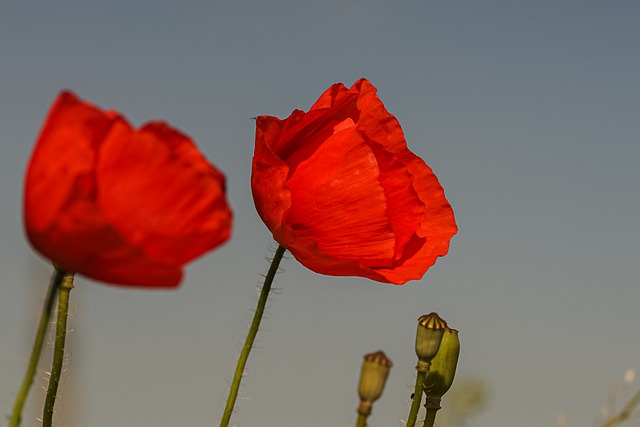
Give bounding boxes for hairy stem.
[406,371,427,427]
[42,272,74,427]
[9,268,65,427]
[219,245,286,427]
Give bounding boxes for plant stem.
[601,389,640,427]
[9,268,65,427]
[219,245,286,427]
[355,412,368,427]
[406,370,427,427]
[42,272,74,427]
[422,397,441,427]
[423,409,438,427]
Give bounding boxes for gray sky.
[1,2,639,427]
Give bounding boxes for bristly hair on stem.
[218,245,286,427]
[42,271,75,427]
[9,267,65,427]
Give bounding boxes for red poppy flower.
[251,79,457,284]
[24,91,232,288]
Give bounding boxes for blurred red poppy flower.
[251,79,457,284]
[24,91,232,288]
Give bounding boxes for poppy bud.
[425,327,460,399]
[415,313,447,372]
[422,327,460,427]
[357,351,393,416]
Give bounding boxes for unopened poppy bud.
[425,327,460,399]
[415,313,447,372]
[357,351,393,416]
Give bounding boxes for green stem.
[601,389,640,427]
[9,268,65,427]
[422,396,442,427]
[219,245,286,427]
[355,412,368,427]
[423,408,438,427]
[42,272,74,427]
[406,370,427,427]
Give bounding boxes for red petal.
[24,91,118,232]
[97,121,231,265]
[24,91,232,288]
[251,79,457,284]
[286,119,396,266]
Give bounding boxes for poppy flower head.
[252,79,457,284]
[24,91,232,288]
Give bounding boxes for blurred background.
[1,1,639,426]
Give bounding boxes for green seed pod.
[357,351,393,414]
[415,313,447,371]
[425,327,460,398]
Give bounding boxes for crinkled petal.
[286,119,396,266]
[251,78,457,284]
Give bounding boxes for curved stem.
[42,272,74,427]
[406,371,427,427]
[219,245,286,427]
[9,268,65,427]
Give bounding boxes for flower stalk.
[9,268,65,427]
[355,412,368,427]
[42,271,75,427]
[406,371,428,427]
[601,389,640,427]
[219,245,286,427]
[422,396,441,427]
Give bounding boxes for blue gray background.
[1,2,639,427]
